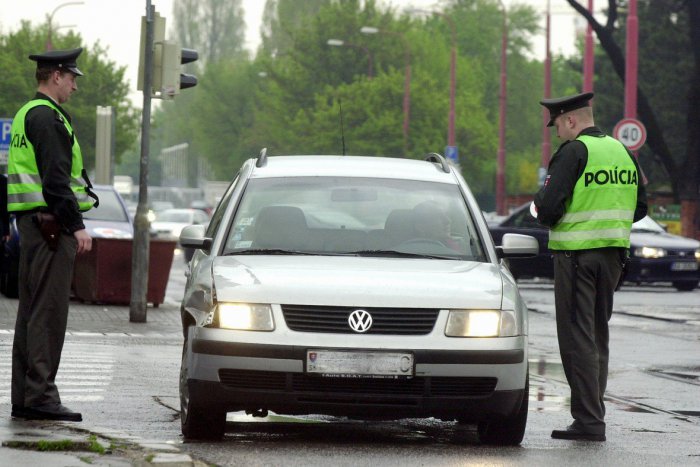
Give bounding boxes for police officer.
[7,48,97,422]
[534,92,647,441]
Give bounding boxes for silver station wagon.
[178,153,538,444]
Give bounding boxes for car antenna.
[339,98,346,155]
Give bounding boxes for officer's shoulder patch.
[53,110,65,124]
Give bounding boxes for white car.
[178,154,538,444]
[151,208,209,241]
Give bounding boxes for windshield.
[223,177,486,261]
[82,189,129,222]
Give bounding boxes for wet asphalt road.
[1,254,698,465]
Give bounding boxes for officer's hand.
[73,229,92,254]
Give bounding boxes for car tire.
[477,374,528,446]
[180,329,226,440]
[673,280,698,291]
[1,254,19,298]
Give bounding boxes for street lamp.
[327,39,374,79]
[496,1,508,215]
[46,2,84,51]
[360,26,411,154]
[406,8,457,161]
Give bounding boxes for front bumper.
[185,327,527,421]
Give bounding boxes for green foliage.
[148,0,585,201]
[0,22,139,171]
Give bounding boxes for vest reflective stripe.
[7,99,94,212]
[550,228,631,242]
[559,209,635,224]
[549,135,638,251]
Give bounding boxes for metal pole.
[448,38,456,147]
[541,1,552,172]
[130,0,154,322]
[624,0,638,119]
[496,3,508,215]
[45,2,84,51]
[583,0,595,92]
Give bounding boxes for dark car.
[0,185,133,298]
[489,203,700,291]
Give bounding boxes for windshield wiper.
[226,248,318,256]
[351,249,458,260]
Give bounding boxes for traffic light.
[137,12,198,100]
[156,43,198,100]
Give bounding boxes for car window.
[206,174,239,238]
[223,176,486,261]
[82,189,128,222]
[509,207,541,229]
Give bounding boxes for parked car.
[489,202,700,291]
[177,154,538,443]
[151,208,210,241]
[151,208,210,262]
[0,185,133,298]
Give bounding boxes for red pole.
[496,6,507,215]
[624,0,638,119]
[583,0,595,92]
[541,2,552,171]
[403,62,411,153]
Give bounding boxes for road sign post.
[613,118,646,151]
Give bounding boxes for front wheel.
[477,375,529,446]
[180,329,226,440]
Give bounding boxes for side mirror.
[496,233,539,259]
[180,224,212,250]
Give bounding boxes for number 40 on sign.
[613,118,647,151]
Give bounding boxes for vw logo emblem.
[348,309,373,333]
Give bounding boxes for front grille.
[282,305,439,334]
[218,369,497,397]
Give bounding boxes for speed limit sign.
[613,118,647,151]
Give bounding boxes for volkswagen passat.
[178,153,537,444]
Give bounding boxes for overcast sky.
[0,0,588,105]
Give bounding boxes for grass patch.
[36,439,75,451]
[87,435,105,454]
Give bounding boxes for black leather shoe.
[23,403,82,422]
[551,424,605,441]
[11,404,27,419]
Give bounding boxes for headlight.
[213,303,274,331]
[695,249,700,261]
[634,246,667,259]
[445,310,518,337]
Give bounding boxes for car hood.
[83,220,133,239]
[631,230,700,250]
[211,256,504,309]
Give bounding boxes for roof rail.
[424,153,450,173]
[256,147,268,167]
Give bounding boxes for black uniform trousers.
[552,248,622,435]
[12,214,77,407]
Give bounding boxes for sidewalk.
[0,294,201,466]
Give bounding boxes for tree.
[172,0,247,66]
[0,22,139,171]
[565,0,700,238]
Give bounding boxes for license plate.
[671,262,698,271]
[306,350,414,378]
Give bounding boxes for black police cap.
[28,47,84,76]
[540,92,593,127]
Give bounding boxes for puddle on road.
[528,358,569,413]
